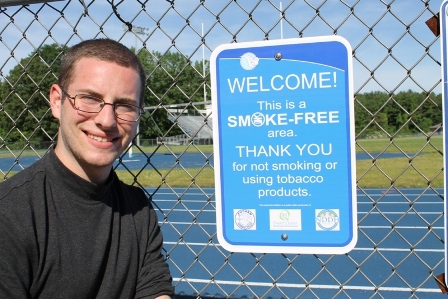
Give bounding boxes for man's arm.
[135,206,174,299]
[0,205,33,298]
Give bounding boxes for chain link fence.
[0,0,446,298]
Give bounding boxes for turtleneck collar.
[44,148,115,204]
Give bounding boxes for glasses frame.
[59,87,143,122]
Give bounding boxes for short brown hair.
[58,39,146,105]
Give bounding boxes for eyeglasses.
[60,88,143,122]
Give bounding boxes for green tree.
[137,49,210,139]
[0,43,66,148]
[355,91,390,137]
[355,90,443,138]
[0,45,211,147]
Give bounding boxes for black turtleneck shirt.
[0,149,174,298]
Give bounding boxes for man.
[0,39,174,298]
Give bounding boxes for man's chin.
[84,153,119,169]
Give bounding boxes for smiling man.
[0,39,174,298]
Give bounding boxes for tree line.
[355,91,442,138]
[0,43,443,147]
[0,43,210,146]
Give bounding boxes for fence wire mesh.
[0,0,446,298]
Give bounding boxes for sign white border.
[211,36,357,254]
[440,0,448,287]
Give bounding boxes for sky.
[0,0,445,94]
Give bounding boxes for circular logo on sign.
[240,52,259,70]
[251,112,265,126]
[316,209,339,231]
[235,209,255,230]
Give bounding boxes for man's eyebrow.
[115,97,139,105]
[77,89,102,98]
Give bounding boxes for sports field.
[153,187,445,298]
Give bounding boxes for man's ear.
[49,84,62,120]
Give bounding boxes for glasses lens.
[76,94,103,113]
[115,104,141,122]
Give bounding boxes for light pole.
[123,24,149,54]
[280,2,283,39]
[202,23,206,103]
[123,25,149,154]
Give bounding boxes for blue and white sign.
[211,36,356,254]
[440,0,448,287]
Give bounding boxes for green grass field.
[1,136,445,188]
[356,136,444,188]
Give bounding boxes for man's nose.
[94,103,117,127]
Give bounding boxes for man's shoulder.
[112,174,147,197]
[0,160,48,231]
[0,159,47,201]
[115,178,147,199]
[113,178,155,215]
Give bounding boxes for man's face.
[50,57,141,182]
